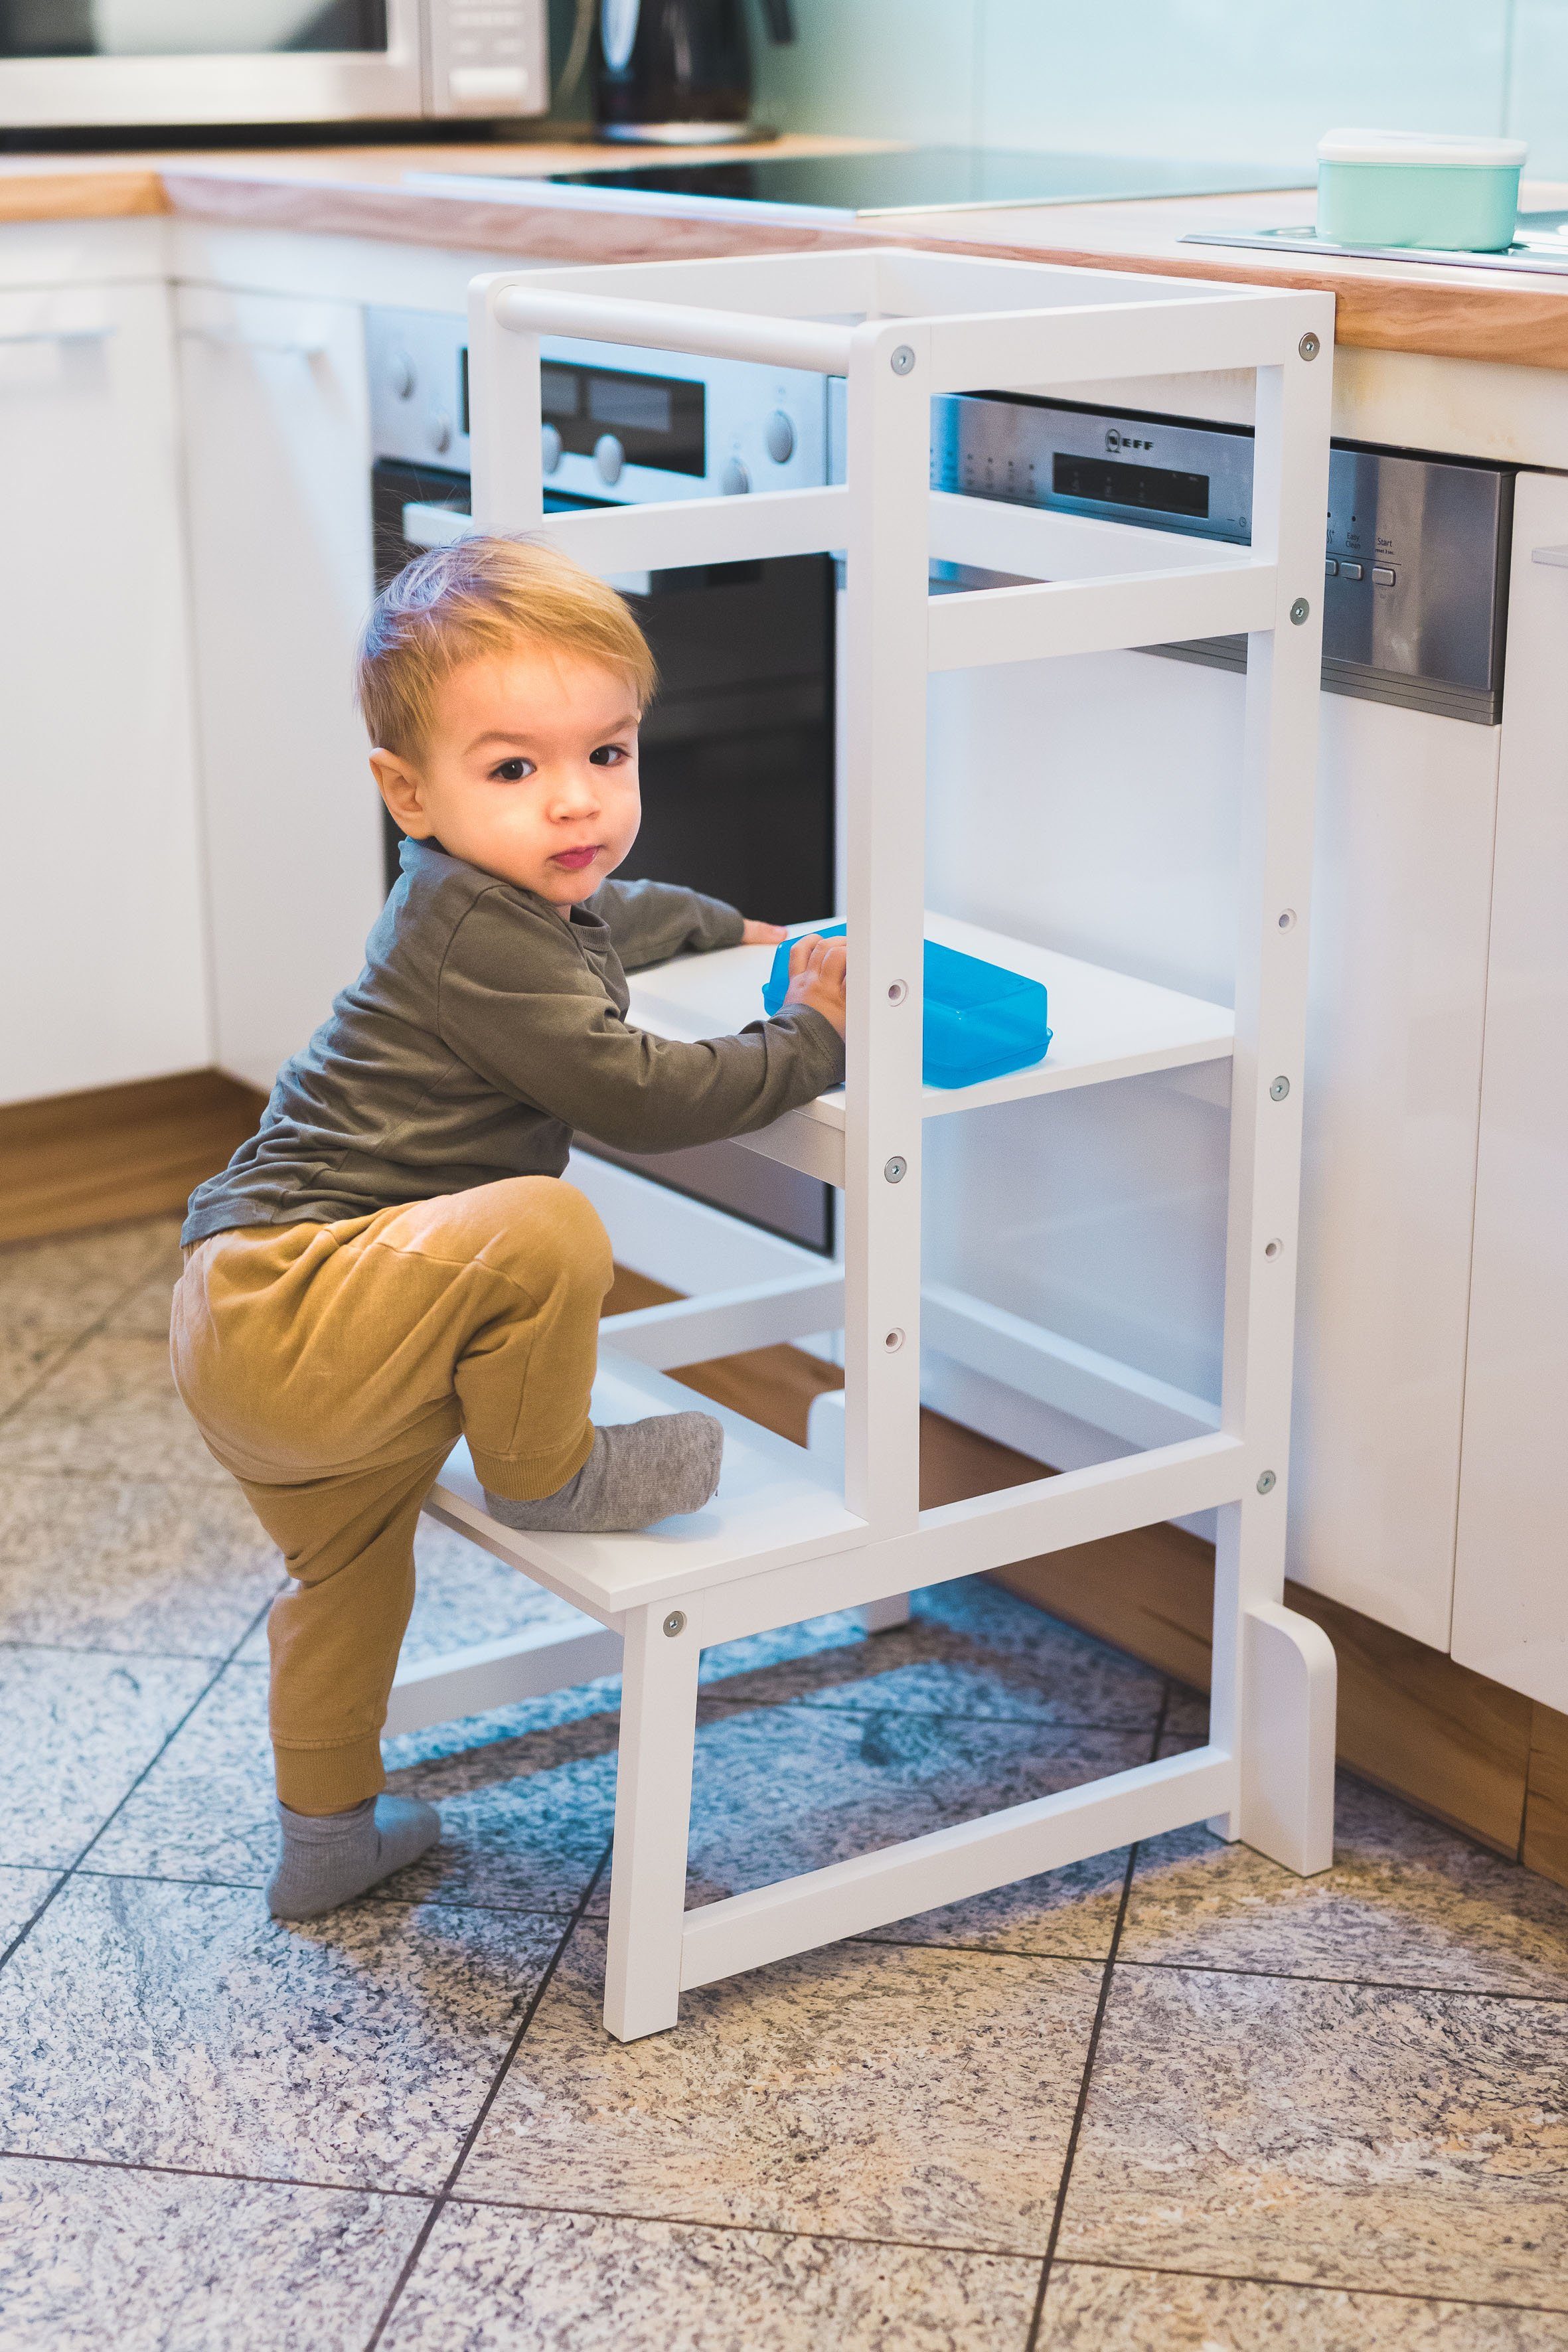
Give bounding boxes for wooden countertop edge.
[900,230,1568,369]
[0,165,167,222]
[17,161,1568,369]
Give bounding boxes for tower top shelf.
[625,912,1233,1188]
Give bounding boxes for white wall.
[758,0,1568,179]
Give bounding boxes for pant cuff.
[471,1423,595,1503]
[273,1731,385,1815]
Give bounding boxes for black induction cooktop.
[415,145,1308,223]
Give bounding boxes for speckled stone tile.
[0,1472,279,1654]
[856,1844,1134,1960]
[0,1865,58,1947]
[1038,2263,1568,2349]
[645,1701,1151,1914]
[1122,1774,1568,1999]
[0,2156,428,2352]
[100,1240,188,1343]
[0,1333,224,1485]
[382,2203,1041,2350]
[92,1659,618,1915]
[0,1221,175,1348]
[0,1338,74,1422]
[699,1577,1166,1730]
[1058,1965,1568,2305]
[461,1923,1101,2249]
[0,1646,213,1866]
[0,1876,560,2191]
[234,1514,615,1674]
[1161,1682,1210,1739]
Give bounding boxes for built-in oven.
[366,305,838,1255]
[0,1,546,131]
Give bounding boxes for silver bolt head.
[1257,1469,1277,1495]
[662,1610,686,1638]
[1270,1075,1291,1101]
[884,1155,907,1183]
[884,1327,905,1352]
[890,344,916,375]
[887,979,908,1004]
[1298,331,1321,360]
[1289,597,1310,625]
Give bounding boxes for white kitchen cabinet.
[0,275,209,1105]
[1451,469,1568,1711]
[175,281,384,1097]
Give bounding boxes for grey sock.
[483,1411,723,1534]
[267,1794,440,1922]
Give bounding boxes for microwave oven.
[0,1,548,128]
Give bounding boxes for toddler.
[172,535,846,1922]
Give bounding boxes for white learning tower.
[394,245,1339,2041]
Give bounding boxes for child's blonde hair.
[356,533,658,757]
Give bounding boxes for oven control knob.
[541,422,563,474]
[722,456,751,496]
[765,410,795,464]
[388,350,416,400]
[594,433,625,485]
[428,410,453,456]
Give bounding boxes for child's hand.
[741,919,787,945]
[780,933,846,1037]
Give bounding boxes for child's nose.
[550,766,601,817]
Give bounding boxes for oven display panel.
[1052,451,1210,521]
[542,363,706,477]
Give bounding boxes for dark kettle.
[595,0,796,144]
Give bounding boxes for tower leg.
[1235,1599,1337,1874]
[603,1599,702,2041]
[808,1388,911,1632]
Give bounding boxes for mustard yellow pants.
[171,1177,613,1814]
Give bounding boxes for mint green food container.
[1316,129,1526,251]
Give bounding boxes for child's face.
[371,644,642,909]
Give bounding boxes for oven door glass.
[0,1,388,54]
[370,460,837,1255]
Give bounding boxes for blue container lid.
[763,926,1052,1088]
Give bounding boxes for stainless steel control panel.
[365,307,828,504]
[929,394,1514,723]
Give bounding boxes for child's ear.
[370,748,431,836]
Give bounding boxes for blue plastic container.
[763,926,1052,1089]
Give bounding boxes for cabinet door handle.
[0,323,114,345]
[179,325,327,360]
[1531,544,1568,568]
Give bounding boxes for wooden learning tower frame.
[393,247,1340,2042]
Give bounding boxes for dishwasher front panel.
[921,643,1500,1649]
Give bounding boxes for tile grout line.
[0,1238,179,1437]
[0,1583,279,1976]
[1023,1683,1170,2352]
[7,2140,1568,2322]
[1048,2250,1568,2321]
[362,1839,615,2351]
[8,2146,1567,2323]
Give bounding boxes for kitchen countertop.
[7,136,1568,368]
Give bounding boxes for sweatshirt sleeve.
[435,892,844,1154]
[586,877,744,972]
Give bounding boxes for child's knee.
[507,1176,614,1304]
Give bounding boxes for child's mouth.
[551,844,602,872]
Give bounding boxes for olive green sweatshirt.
[182,838,844,1244]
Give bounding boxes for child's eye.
[491,757,534,781]
[589,744,630,767]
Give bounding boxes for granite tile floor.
[3,1219,1568,2350]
